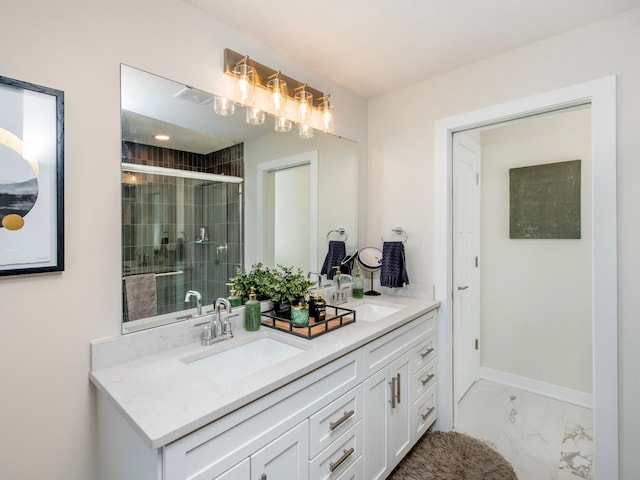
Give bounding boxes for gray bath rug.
[387,431,517,480]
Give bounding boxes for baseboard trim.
[480,367,593,408]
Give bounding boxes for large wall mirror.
[120,65,358,333]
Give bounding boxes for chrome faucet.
[308,271,321,289]
[195,297,235,346]
[184,290,202,316]
[214,297,233,337]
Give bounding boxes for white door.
[452,133,481,405]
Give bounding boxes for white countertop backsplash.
[89,294,439,449]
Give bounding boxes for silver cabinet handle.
[420,373,435,385]
[389,376,397,409]
[329,409,355,431]
[260,474,267,480]
[329,447,355,472]
[457,285,469,290]
[420,348,435,358]
[396,373,401,405]
[421,407,436,420]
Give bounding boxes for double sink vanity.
[90,294,439,480]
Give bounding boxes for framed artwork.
[0,75,64,275]
[509,160,581,239]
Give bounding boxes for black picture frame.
[0,75,64,275]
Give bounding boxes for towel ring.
[381,227,408,244]
[327,227,348,242]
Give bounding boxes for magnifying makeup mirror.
[357,246,382,296]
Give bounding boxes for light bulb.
[233,63,255,106]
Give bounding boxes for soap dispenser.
[227,283,243,307]
[244,287,261,331]
[352,267,364,299]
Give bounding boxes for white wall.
[0,1,367,479]
[480,108,592,393]
[368,7,640,478]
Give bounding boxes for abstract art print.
[509,160,581,239]
[0,75,64,275]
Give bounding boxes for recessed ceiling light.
[154,134,170,141]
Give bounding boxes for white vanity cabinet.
[94,304,438,480]
[362,310,437,480]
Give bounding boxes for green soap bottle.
[352,267,364,299]
[227,283,243,307]
[244,287,261,331]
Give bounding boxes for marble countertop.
[89,295,439,449]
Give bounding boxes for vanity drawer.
[412,385,437,443]
[363,311,435,376]
[411,333,436,373]
[309,384,363,458]
[334,454,362,480]
[411,357,436,400]
[309,421,362,480]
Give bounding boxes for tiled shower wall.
[122,141,243,320]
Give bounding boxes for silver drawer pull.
[458,285,469,290]
[329,447,355,472]
[420,373,435,385]
[420,347,435,358]
[421,407,436,420]
[389,376,397,408]
[260,474,267,480]
[329,409,355,431]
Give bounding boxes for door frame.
[434,76,618,479]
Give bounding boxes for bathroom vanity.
[90,295,439,480]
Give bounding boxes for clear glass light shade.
[295,89,313,125]
[267,77,288,117]
[298,123,314,139]
[213,96,235,116]
[233,63,256,106]
[246,106,266,125]
[274,116,292,133]
[322,102,335,133]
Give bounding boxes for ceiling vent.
[174,86,214,105]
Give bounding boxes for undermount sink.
[183,336,306,385]
[346,299,407,322]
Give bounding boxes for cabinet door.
[363,367,391,480]
[216,458,250,480]
[388,351,412,469]
[252,420,309,480]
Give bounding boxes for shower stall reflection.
[121,157,243,331]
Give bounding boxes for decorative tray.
[260,305,356,339]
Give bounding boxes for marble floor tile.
[456,379,593,480]
[456,379,520,444]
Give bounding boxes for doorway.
[435,76,618,479]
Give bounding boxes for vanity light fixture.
[298,123,314,139]
[294,84,313,125]
[232,56,256,106]
[213,95,235,116]
[320,95,335,133]
[223,48,335,133]
[267,72,288,118]
[154,134,170,141]
[274,115,292,133]
[246,106,266,125]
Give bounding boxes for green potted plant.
[228,263,275,301]
[265,264,315,319]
